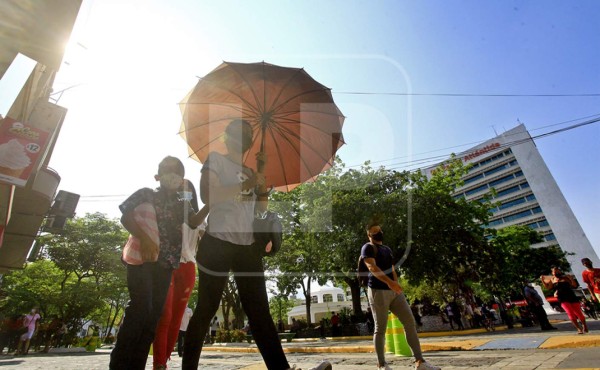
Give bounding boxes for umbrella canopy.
[179,61,345,192]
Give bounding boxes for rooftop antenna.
[490,125,498,136]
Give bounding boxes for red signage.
[463,142,500,162]
[0,117,50,187]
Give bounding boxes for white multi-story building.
[424,124,599,281]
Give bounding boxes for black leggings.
[182,234,289,370]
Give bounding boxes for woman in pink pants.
[153,180,206,370]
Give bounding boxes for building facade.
[0,0,83,272]
[287,285,368,324]
[424,124,599,281]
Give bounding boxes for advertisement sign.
[0,117,50,186]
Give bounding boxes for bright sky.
[48,0,600,257]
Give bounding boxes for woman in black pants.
[182,119,330,370]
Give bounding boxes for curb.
[202,334,600,354]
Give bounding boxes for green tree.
[268,183,334,325]
[401,159,495,305]
[268,293,295,326]
[0,259,64,317]
[485,225,570,298]
[35,212,128,336]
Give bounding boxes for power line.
[335,91,600,97]
[347,113,600,170]
[74,115,600,200]
[381,116,600,172]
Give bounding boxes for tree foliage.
[0,213,129,340]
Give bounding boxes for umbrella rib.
[267,114,345,140]
[178,100,261,136]
[264,124,293,191]
[197,76,262,117]
[227,63,265,114]
[267,67,305,112]
[187,132,226,160]
[270,87,333,113]
[269,122,337,172]
[267,123,319,189]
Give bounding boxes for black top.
[360,243,395,290]
[554,280,578,303]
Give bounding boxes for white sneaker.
[309,361,332,370]
[415,361,441,370]
[377,364,393,370]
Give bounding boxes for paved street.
[1,319,599,369]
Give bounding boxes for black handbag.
[253,211,282,256]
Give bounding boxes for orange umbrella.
[179,61,345,192]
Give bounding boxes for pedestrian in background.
[581,258,600,303]
[209,317,219,343]
[542,267,588,334]
[16,307,40,355]
[523,280,556,331]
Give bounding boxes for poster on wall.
[0,117,50,187]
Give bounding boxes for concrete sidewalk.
[203,319,600,354]
[1,319,598,369]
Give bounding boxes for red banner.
[0,117,50,187]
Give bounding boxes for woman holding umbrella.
[183,119,330,370]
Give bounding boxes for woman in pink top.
[17,308,40,355]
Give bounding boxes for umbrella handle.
[257,125,266,174]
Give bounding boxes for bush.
[75,336,101,351]
[103,334,115,344]
[215,329,247,343]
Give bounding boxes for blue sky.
[47,0,599,256]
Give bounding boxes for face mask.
[371,231,383,242]
[160,173,183,191]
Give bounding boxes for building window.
[489,171,523,188]
[463,173,484,185]
[498,197,527,210]
[323,294,333,302]
[465,184,488,196]
[311,296,318,303]
[337,294,345,302]
[483,163,509,177]
[495,184,521,198]
[488,219,504,227]
[545,233,556,241]
[503,208,535,223]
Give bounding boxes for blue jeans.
[183,233,289,370]
[110,262,173,370]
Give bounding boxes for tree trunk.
[304,279,312,326]
[348,278,364,316]
[102,306,114,339]
[221,300,230,330]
